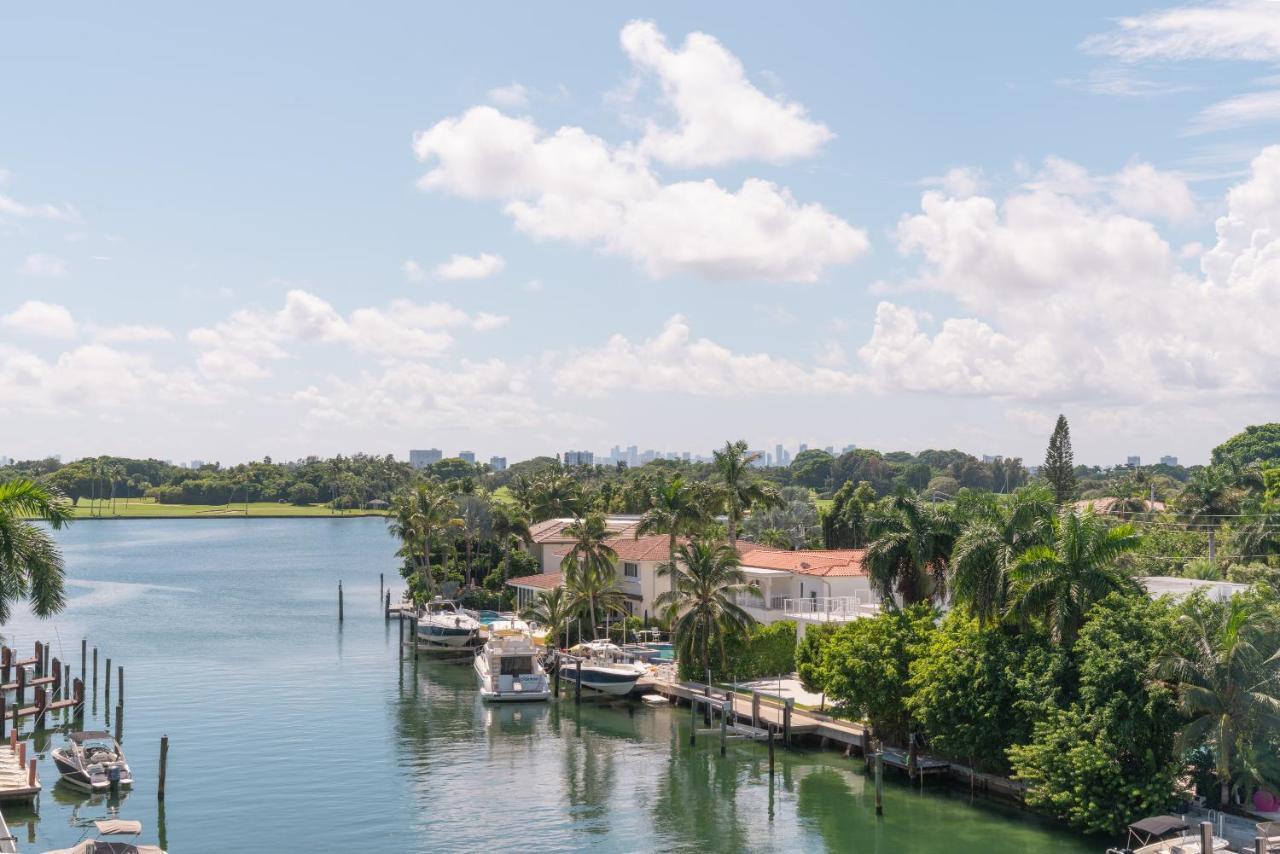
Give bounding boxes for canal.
[2,518,1095,852]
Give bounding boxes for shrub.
[288,483,320,505]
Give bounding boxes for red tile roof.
[552,534,682,563]
[506,571,565,590]
[529,518,641,544]
[737,545,868,577]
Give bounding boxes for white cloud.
[553,314,863,397]
[92,324,174,344]
[1056,68,1200,97]
[523,278,544,293]
[487,83,529,108]
[619,20,833,168]
[2,301,78,339]
[412,23,867,283]
[1189,88,1280,133]
[19,253,68,278]
[188,289,507,380]
[402,259,427,282]
[0,193,79,223]
[433,252,506,280]
[1082,1,1280,62]
[1110,162,1197,221]
[813,339,848,367]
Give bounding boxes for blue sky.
[3,2,1280,466]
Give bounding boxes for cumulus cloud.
[92,324,174,344]
[1110,162,1197,221]
[619,20,833,168]
[0,344,206,416]
[487,83,529,108]
[402,259,427,282]
[20,253,68,278]
[1082,1,1280,62]
[433,252,506,280]
[2,301,78,339]
[188,289,507,381]
[412,22,866,283]
[552,314,863,397]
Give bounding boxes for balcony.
[782,596,880,622]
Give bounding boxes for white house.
[524,516,641,572]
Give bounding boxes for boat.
[52,732,132,793]
[564,641,650,696]
[1106,815,1231,854]
[474,619,551,702]
[41,818,165,854]
[417,598,482,650]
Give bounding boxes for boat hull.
[52,749,133,792]
[576,666,643,696]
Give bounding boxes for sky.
[3,1,1280,467]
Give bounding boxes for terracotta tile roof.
[528,517,641,544]
[551,534,679,563]
[506,571,564,590]
[1072,497,1167,514]
[737,545,868,577]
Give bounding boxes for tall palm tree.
[520,587,579,650]
[531,473,582,522]
[560,512,622,639]
[864,492,958,607]
[950,484,1055,625]
[635,475,710,593]
[1157,594,1280,807]
[655,539,758,677]
[712,440,781,549]
[1179,466,1240,564]
[454,492,493,587]
[0,478,72,622]
[491,503,533,581]
[1232,497,1280,564]
[1008,508,1141,647]
[387,485,460,598]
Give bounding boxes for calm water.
[1,519,1095,852]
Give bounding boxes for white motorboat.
[417,598,482,650]
[1107,815,1231,854]
[52,732,133,793]
[565,641,650,696]
[41,818,165,854]
[474,619,551,702]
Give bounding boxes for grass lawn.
[816,498,833,513]
[58,498,387,519]
[491,485,516,506]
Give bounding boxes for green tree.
[790,449,835,490]
[822,480,876,549]
[1008,509,1141,647]
[491,503,532,581]
[864,492,957,606]
[0,479,72,622]
[1178,466,1240,564]
[949,484,1055,625]
[387,485,460,598]
[1212,423,1280,468]
[520,586,578,650]
[655,539,758,680]
[560,512,623,639]
[635,475,711,592]
[530,472,582,522]
[711,440,781,549]
[1157,593,1280,807]
[1042,414,1077,504]
[288,482,320,505]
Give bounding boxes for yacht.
[565,641,650,696]
[417,598,482,650]
[51,732,133,793]
[474,619,551,702]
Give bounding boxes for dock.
[0,735,38,803]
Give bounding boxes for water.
[1,519,1094,852]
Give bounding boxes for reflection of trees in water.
[391,659,483,778]
[795,766,873,851]
[650,723,751,851]
[560,725,618,834]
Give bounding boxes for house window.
[623,562,639,578]
[623,600,634,616]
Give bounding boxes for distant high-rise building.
[1126,455,1141,467]
[798,443,808,454]
[639,449,657,465]
[564,450,594,466]
[824,446,834,456]
[681,452,691,462]
[627,445,639,467]
[458,451,476,464]
[489,456,507,471]
[841,444,856,455]
[774,444,786,467]
[982,454,997,464]
[189,459,206,469]
[0,455,10,467]
[1160,455,1178,466]
[410,449,443,469]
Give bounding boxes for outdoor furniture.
[1255,821,1280,853]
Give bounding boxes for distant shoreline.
[57,513,388,520]
[24,500,390,521]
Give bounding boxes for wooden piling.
[33,643,42,679]
[552,653,561,697]
[689,695,697,746]
[42,643,49,678]
[1199,822,1212,854]
[63,665,70,701]
[874,750,884,816]
[34,688,46,729]
[338,581,344,622]
[574,659,582,705]
[92,647,98,696]
[1,646,9,686]
[783,698,792,746]
[379,572,383,604]
[117,666,124,705]
[397,613,404,658]
[17,742,25,768]
[719,697,729,756]
[81,639,86,686]
[385,589,391,619]
[74,679,84,717]
[158,735,169,801]
[1257,837,1268,854]
[26,759,35,788]
[0,695,5,740]
[51,658,60,696]
[114,703,123,743]
[16,665,26,707]
[104,657,111,706]
[751,691,760,731]
[768,725,775,776]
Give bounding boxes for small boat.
[1107,815,1231,854]
[565,641,650,696]
[417,598,482,650]
[474,619,551,702]
[42,818,165,854]
[52,732,132,793]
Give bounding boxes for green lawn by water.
[59,499,387,519]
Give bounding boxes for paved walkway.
[734,676,825,707]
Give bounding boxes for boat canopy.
[95,820,143,835]
[69,731,113,743]
[1127,816,1189,844]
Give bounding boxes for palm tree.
[1232,497,1280,564]
[655,539,759,677]
[387,485,460,598]
[950,484,1055,625]
[1179,466,1240,564]
[635,475,710,594]
[560,512,623,639]
[453,492,493,587]
[491,503,532,581]
[712,440,782,549]
[0,478,72,622]
[1007,508,1141,646]
[530,473,582,522]
[520,587,578,650]
[1157,594,1280,807]
[864,492,958,607]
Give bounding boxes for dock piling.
[1257,837,1267,854]
[92,647,98,697]
[874,749,884,816]
[81,639,86,686]
[34,688,46,729]
[158,735,168,801]
[719,697,729,756]
[15,666,25,708]
[751,691,759,731]
[689,696,696,746]
[118,666,124,706]
[26,759,35,788]
[397,613,404,659]
[1,647,9,686]
[0,696,5,741]
[379,573,383,605]
[114,703,123,744]
[768,725,775,777]
[1199,822,1212,854]
[104,657,111,707]
[552,653,560,697]
[33,643,42,679]
[338,581,344,623]
[783,698,793,746]
[574,660,582,705]
[385,589,391,620]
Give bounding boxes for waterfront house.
[524,516,641,572]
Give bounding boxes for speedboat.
[474,619,551,702]
[41,818,165,854]
[52,732,132,793]
[417,598,482,650]
[1107,815,1231,854]
[565,641,650,696]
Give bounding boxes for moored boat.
[41,818,166,854]
[417,598,482,650]
[474,619,551,702]
[565,641,650,696]
[51,732,132,793]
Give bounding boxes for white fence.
[782,596,880,621]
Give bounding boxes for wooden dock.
[0,735,38,803]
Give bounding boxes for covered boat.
[41,819,165,854]
[564,641,649,696]
[52,732,132,793]
[1107,815,1230,854]
[417,598,482,650]
[474,619,551,702]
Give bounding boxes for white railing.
[782,596,880,621]
[729,593,789,611]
